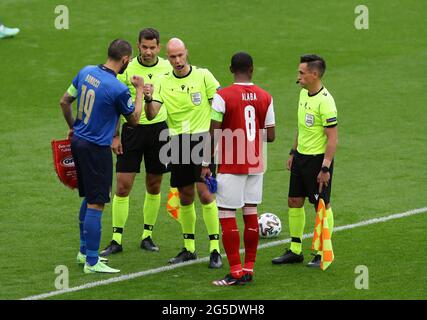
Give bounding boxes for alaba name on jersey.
[211,83,275,174]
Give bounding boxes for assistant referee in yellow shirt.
[272,54,338,268]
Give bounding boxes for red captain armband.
[51,138,78,189]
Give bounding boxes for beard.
[118,61,129,74]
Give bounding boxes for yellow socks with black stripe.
[141,192,161,240]
[180,203,196,253]
[289,207,306,254]
[202,200,220,253]
[112,195,129,245]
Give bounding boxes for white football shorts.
[215,173,264,209]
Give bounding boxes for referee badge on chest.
[305,113,315,127]
[191,92,202,106]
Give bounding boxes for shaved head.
[166,37,189,74]
[167,38,186,52]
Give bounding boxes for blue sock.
[79,198,88,254]
[84,208,102,266]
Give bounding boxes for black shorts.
[288,151,334,206]
[169,133,216,188]
[71,136,112,204]
[116,121,170,174]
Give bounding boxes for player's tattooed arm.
[111,120,123,155]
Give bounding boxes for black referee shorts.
[288,151,334,206]
[116,121,170,174]
[169,133,216,188]
[71,135,113,204]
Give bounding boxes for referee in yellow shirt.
[144,38,223,268]
[272,54,338,268]
[101,28,173,256]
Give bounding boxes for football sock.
[219,215,242,279]
[79,198,88,254]
[84,208,102,266]
[141,192,160,240]
[202,200,220,253]
[230,265,243,279]
[289,207,305,254]
[180,203,196,253]
[243,207,259,274]
[112,195,129,245]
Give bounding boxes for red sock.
[243,209,259,274]
[219,216,242,278]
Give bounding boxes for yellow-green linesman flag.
[311,198,334,270]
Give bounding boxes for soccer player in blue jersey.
[59,39,144,273]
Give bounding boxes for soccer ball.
[258,213,282,238]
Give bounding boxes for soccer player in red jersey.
[202,52,276,285]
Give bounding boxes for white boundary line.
[22,207,427,300]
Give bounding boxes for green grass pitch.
[0,0,426,300]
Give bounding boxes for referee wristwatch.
[321,166,330,173]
